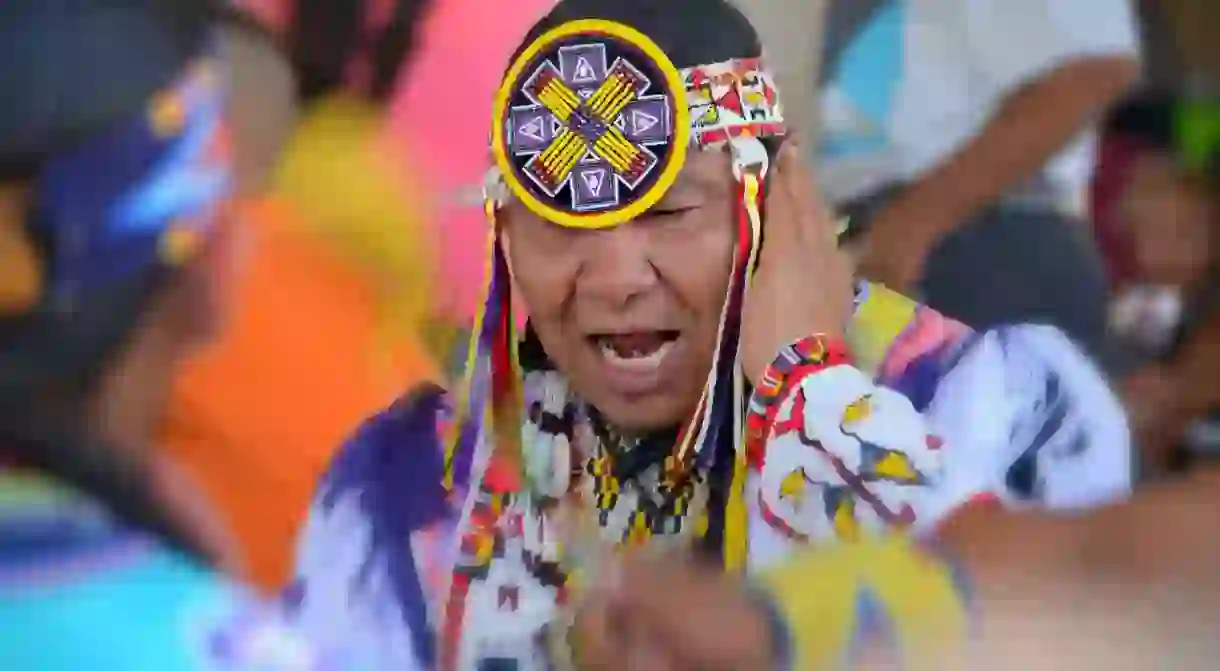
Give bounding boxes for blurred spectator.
[1093,95,1220,473]
[818,0,1140,362]
[379,0,561,336]
[1091,0,1220,473]
[252,0,561,354]
[168,0,564,589]
[161,2,440,591]
[0,3,367,666]
[1144,0,1220,93]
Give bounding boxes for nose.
[574,223,659,308]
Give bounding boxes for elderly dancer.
[0,1,372,667]
[290,0,1130,668]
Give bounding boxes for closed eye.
[648,205,697,218]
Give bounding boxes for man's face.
[504,151,736,432]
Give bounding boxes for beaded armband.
[746,334,853,463]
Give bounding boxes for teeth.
[599,339,674,370]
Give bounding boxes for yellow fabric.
[274,95,438,364]
[760,535,969,669]
[846,284,918,377]
[722,445,750,572]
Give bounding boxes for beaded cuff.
[746,334,853,465]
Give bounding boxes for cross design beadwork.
[507,43,672,212]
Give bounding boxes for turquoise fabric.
[0,469,356,670]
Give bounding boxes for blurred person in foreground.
[0,1,367,666]
[1097,102,1220,472]
[287,0,1130,668]
[577,456,1220,669]
[162,0,440,591]
[583,69,1220,661]
[819,0,1140,362]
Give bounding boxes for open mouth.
[589,330,680,368]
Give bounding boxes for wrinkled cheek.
[651,239,734,315]
[507,252,577,322]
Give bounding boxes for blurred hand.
[570,552,779,671]
[1120,364,1189,470]
[741,142,854,381]
[854,192,948,291]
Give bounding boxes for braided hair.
[289,0,435,106]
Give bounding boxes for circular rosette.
[491,19,690,229]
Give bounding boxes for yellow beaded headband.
[449,20,787,532]
[487,19,786,228]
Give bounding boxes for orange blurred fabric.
[162,197,437,590]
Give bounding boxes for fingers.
[570,590,623,671]
[574,570,686,671]
[598,553,781,670]
[764,141,837,252]
[775,138,817,203]
[757,142,800,252]
[611,552,691,614]
[621,619,682,671]
[607,555,728,663]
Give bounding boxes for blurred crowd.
[3,0,1220,668]
[817,0,1220,477]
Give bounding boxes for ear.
[0,186,42,316]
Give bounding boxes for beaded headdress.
[445,16,787,569]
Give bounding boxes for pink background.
[246,0,554,319]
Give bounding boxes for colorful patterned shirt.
[0,468,365,670]
[288,283,1131,669]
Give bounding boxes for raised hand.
[740,142,855,382]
